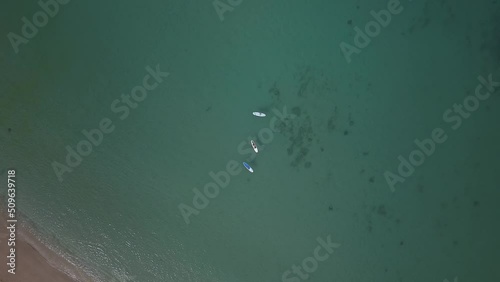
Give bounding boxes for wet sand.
[0,211,81,282]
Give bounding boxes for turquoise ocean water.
[1,0,499,281]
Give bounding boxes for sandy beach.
[0,210,82,282]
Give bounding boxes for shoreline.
[0,206,94,282]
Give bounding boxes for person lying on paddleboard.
[250,140,258,153]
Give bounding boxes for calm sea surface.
[1,0,499,281]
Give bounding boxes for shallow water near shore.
[1,0,500,281]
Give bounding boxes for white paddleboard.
[250,140,258,153]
